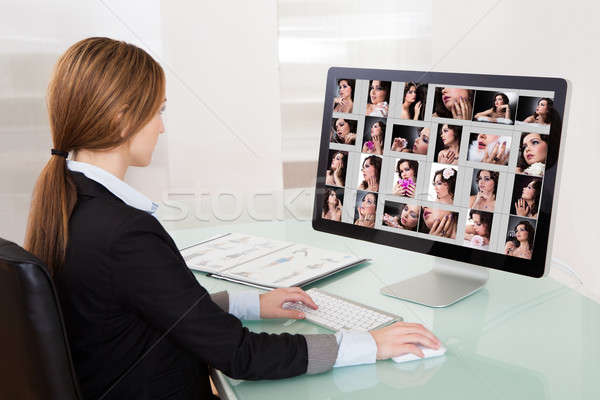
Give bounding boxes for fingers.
[285,288,318,310]
[430,217,441,234]
[451,101,459,119]
[399,344,425,358]
[443,214,452,235]
[388,322,441,345]
[281,309,306,319]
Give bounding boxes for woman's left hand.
[259,287,318,319]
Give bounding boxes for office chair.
[0,237,82,400]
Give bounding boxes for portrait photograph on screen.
[399,82,428,121]
[390,124,430,155]
[361,117,386,155]
[383,200,421,232]
[332,78,356,114]
[330,117,358,145]
[432,86,475,120]
[434,123,462,165]
[392,159,419,198]
[467,132,511,165]
[472,90,517,125]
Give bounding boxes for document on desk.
[179,233,369,289]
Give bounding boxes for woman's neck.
[448,143,459,153]
[73,147,129,181]
[519,240,530,250]
[402,101,411,110]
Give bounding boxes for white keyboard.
[283,288,402,331]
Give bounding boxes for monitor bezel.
[312,67,567,279]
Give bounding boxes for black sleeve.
[109,213,308,380]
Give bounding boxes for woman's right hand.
[370,322,441,360]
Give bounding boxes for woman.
[510,221,535,259]
[400,82,424,120]
[420,207,457,239]
[358,155,382,192]
[474,93,511,123]
[325,151,347,187]
[516,132,548,176]
[333,79,355,113]
[354,192,378,228]
[523,98,554,125]
[468,133,510,165]
[322,189,342,221]
[469,169,498,211]
[464,210,493,248]
[366,80,391,117]
[432,87,474,120]
[362,120,385,155]
[25,38,440,400]
[431,167,456,204]
[514,179,541,218]
[392,126,430,155]
[436,124,461,165]
[331,118,357,145]
[393,159,418,198]
[383,204,420,231]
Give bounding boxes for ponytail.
[25,153,77,275]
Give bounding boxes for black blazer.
[55,172,309,400]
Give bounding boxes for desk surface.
[170,220,600,400]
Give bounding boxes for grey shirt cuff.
[210,291,229,312]
[304,334,339,374]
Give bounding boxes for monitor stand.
[380,258,489,308]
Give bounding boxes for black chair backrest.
[0,238,82,400]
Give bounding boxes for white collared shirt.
[67,160,159,214]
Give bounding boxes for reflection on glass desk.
[170,221,600,400]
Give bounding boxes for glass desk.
[170,220,600,400]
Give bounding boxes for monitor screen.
[313,68,567,278]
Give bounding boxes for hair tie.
[51,148,69,158]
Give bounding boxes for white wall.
[158,0,284,228]
[432,0,600,297]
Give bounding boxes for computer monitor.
[312,68,568,307]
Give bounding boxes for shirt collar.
[67,160,159,215]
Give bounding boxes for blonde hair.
[25,37,165,274]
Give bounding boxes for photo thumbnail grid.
[323,79,554,260]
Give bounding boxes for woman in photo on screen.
[432,87,474,120]
[391,127,430,155]
[514,179,541,219]
[516,132,548,177]
[331,118,357,145]
[322,189,343,222]
[510,221,535,259]
[400,82,424,120]
[366,80,391,117]
[383,204,420,231]
[432,167,456,204]
[421,207,457,239]
[354,192,378,228]
[464,209,493,248]
[333,79,355,113]
[325,151,347,187]
[358,155,382,192]
[393,159,418,198]
[523,98,554,126]
[436,124,461,165]
[362,120,385,155]
[26,37,441,399]
[474,92,511,124]
[469,169,498,211]
[468,133,510,165]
